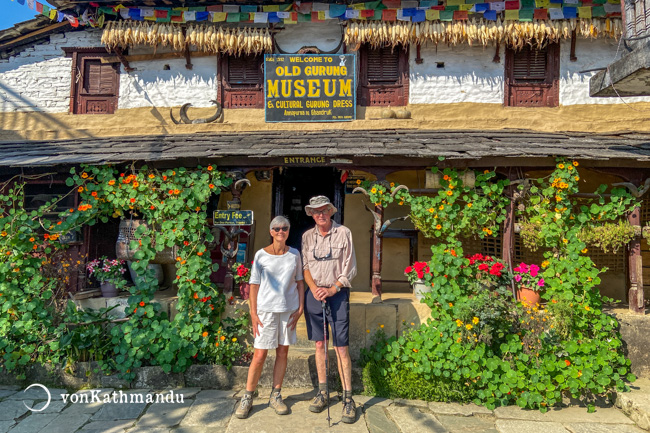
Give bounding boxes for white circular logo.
[23,383,51,412]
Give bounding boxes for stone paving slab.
[0,390,17,399]
[194,389,237,400]
[0,420,15,433]
[365,406,400,433]
[0,400,33,421]
[437,414,498,433]
[29,399,67,413]
[78,419,136,433]
[158,387,201,399]
[89,391,148,421]
[5,414,58,433]
[616,378,650,430]
[394,398,429,408]
[39,412,92,433]
[179,398,235,429]
[60,401,104,416]
[354,395,393,408]
[386,405,448,433]
[495,420,569,433]
[6,388,66,400]
[494,405,635,424]
[137,399,193,428]
[429,402,494,417]
[563,422,647,433]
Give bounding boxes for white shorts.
[253,310,297,350]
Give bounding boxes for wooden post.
[502,182,517,299]
[371,204,384,299]
[627,207,645,314]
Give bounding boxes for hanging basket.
[116,219,179,264]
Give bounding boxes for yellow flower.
[399,201,404,205]
[541,260,549,268]
[568,166,573,171]
[378,190,383,195]
[581,248,588,253]
[77,186,84,193]
[429,208,435,213]
[555,196,562,202]
[467,203,473,208]
[465,324,473,330]
[487,229,493,235]
[410,322,415,326]
[558,164,565,169]
[562,238,568,244]
[232,337,237,342]
[439,205,444,210]
[573,161,579,166]
[390,182,395,187]
[574,176,580,181]
[371,188,377,194]
[436,224,442,230]
[483,170,490,174]
[455,319,463,327]
[0,231,6,237]
[448,302,453,307]
[81,172,88,178]
[366,329,370,333]
[446,190,453,196]
[356,179,361,185]
[380,324,384,328]
[413,348,418,353]
[585,306,590,311]
[472,317,479,324]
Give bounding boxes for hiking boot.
[309,390,328,413]
[341,397,356,424]
[269,390,289,415]
[235,394,253,419]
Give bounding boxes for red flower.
[478,264,489,271]
[130,198,136,203]
[404,266,413,273]
[565,360,571,366]
[139,301,145,307]
[184,241,189,246]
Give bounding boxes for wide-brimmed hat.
[305,195,337,216]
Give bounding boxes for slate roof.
[1,129,650,168]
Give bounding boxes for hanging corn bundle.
[344,17,622,50]
[101,21,273,55]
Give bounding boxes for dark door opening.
[272,168,344,251]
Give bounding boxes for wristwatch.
[334,284,342,293]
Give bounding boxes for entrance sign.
[265,54,356,123]
[213,210,254,225]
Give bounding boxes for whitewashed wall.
[409,43,505,104]
[0,30,101,113]
[2,24,649,113]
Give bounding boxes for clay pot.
[239,282,250,300]
[100,281,118,298]
[395,108,411,119]
[381,107,396,119]
[516,286,542,307]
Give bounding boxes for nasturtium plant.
[0,164,250,380]
[361,160,638,412]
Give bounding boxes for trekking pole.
[322,300,331,428]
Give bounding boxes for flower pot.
[413,278,430,301]
[516,286,541,307]
[100,281,119,298]
[239,282,250,300]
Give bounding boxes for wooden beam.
[100,51,213,64]
[0,21,70,52]
[570,29,577,62]
[113,47,134,73]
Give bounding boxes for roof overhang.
[589,40,650,97]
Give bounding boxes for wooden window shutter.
[367,47,400,84]
[71,51,119,115]
[358,44,409,107]
[218,54,264,109]
[505,43,559,108]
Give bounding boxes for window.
[64,48,119,114]
[358,44,409,106]
[505,44,559,107]
[218,54,264,109]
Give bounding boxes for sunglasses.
[272,226,289,233]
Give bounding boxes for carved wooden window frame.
[504,43,560,108]
[217,53,265,109]
[63,47,119,115]
[357,44,409,107]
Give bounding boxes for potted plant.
[404,261,431,300]
[512,262,545,306]
[87,257,127,298]
[232,262,251,300]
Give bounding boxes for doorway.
[272,168,344,251]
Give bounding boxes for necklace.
[272,244,286,255]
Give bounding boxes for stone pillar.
[627,207,645,314]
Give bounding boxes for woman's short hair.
[269,215,290,230]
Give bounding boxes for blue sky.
[1,1,55,32]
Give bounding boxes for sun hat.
[304,195,337,216]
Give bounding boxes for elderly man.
[301,195,357,424]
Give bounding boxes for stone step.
[615,378,650,430]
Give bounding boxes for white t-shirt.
[249,247,303,313]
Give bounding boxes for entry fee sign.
[213,210,254,226]
[265,54,356,123]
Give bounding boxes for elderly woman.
[235,216,304,419]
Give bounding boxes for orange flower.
[446,190,453,196]
[215,342,219,347]
[77,187,84,193]
[194,293,199,299]
[132,182,140,188]
[91,191,98,197]
[81,172,88,179]
[209,184,215,189]
[220,335,226,341]
[33,245,38,250]
[443,175,450,181]
[133,308,138,313]
[139,301,145,307]
[163,175,168,181]
[573,161,579,166]
[29,237,35,242]
[202,331,208,337]
[150,205,155,210]
[207,166,213,171]
[169,190,174,194]
[0,231,6,237]
[174,189,180,195]
[467,203,473,208]
[148,174,155,179]
[44,234,50,239]
[436,224,442,230]
[197,252,204,256]
[130,198,136,203]
[565,359,571,366]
